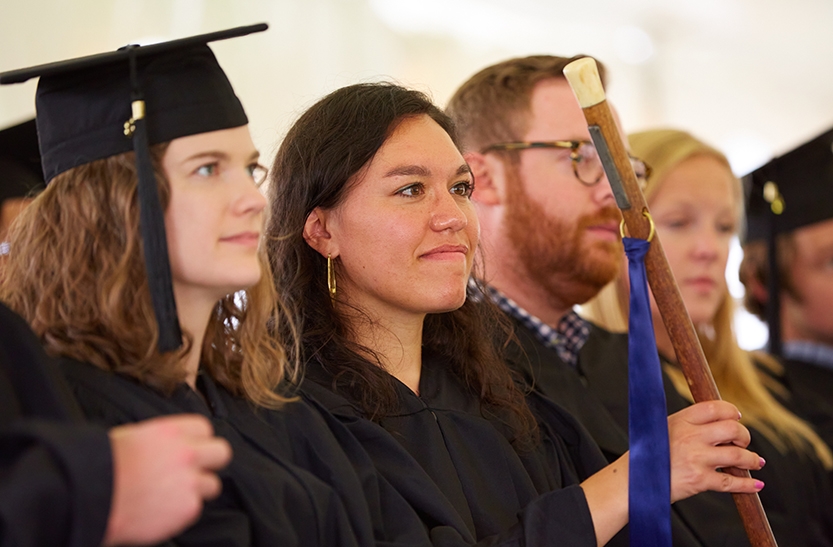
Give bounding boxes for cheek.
[164,193,221,277]
[802,272,833,310]
[465,205,480,244]
[657,233,686,272]
[338,212,416,279]
[534,190,576,222]
[717,238,733,269]
[518,162,579,216]
[168,199,204,247]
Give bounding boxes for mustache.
[577,206,622,231]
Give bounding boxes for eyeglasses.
[481,140,651,187]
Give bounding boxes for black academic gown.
[61,358,421,547]
[0,301,112,547]
[504,319,752,547]
[301,348,608,547]
[752,356,833,545]
[777,357,833,454]
[664,355,833,546]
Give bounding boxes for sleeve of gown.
[64,371,257,547]
[0,420,112,547]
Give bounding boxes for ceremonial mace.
[563,57,777,547]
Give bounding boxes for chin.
[221,270,263,295]
[687,309,715,327]
[424,293,468,314]
[681,296,718,323]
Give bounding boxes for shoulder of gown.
[301,358,599,547]
[60,358,374,547]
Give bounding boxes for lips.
[586,222,620,240]
[420,244,468,259]
[683,277,718,293]
[220,231,261,246]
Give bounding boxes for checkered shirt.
[483,285,590,369]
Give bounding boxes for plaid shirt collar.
[483,285,590,369]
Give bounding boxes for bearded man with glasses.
[447,55,754,546]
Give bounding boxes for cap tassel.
[764,181,783,357]
[127,47,182,353]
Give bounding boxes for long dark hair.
[267,82,535,444]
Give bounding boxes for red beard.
[503,166,622,306]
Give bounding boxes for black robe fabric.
[661,355,833,547]
[504,319,751,547]
[777,357,833,455]
[506,317,833,546]
[61,358,432,547]
[301,349,607,547]
[0,302,112,547]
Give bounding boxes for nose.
[593,170,617,206]
[232,170,267,216]
[691,227,722,262]
[429,193,467,232]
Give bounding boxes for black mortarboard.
[0,23,267,353]
[0,118,43,206]
[743,126,833,242]
[742,126,833,356]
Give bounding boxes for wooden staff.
[563,57,777,547]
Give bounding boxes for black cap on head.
[0,118,43,206]
[743,126,833,242]
[0,23,267,353]
[741,125,833,357]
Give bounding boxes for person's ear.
[466,152,504,206]
[747,275,769,306]
[303,207,337,257]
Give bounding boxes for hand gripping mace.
[563,57,777,547]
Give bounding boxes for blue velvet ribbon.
[624,236,672,547]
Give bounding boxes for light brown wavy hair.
[446,54,607,154]
[0,144,293,408]
[581,128,832,468]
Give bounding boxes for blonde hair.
[0,145,294,409]
[582,128,833,468]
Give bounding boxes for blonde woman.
[582,128,833,545]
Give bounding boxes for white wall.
[3,0,829,347]
[4,0,833,161]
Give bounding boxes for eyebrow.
[183,150,260,163]
[383,163,471,178]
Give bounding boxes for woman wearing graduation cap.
[0,117,236,547]
[267,82,767,547]
[0,25,431,547]
[582,128,833,545]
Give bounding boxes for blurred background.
[3,0,832,347]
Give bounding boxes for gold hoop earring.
[327,254,337,300]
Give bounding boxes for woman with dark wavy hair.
[267,82,765,546]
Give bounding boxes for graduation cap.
[0,118,43,207]
[742,126,833,356]
[0,23,267,353]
